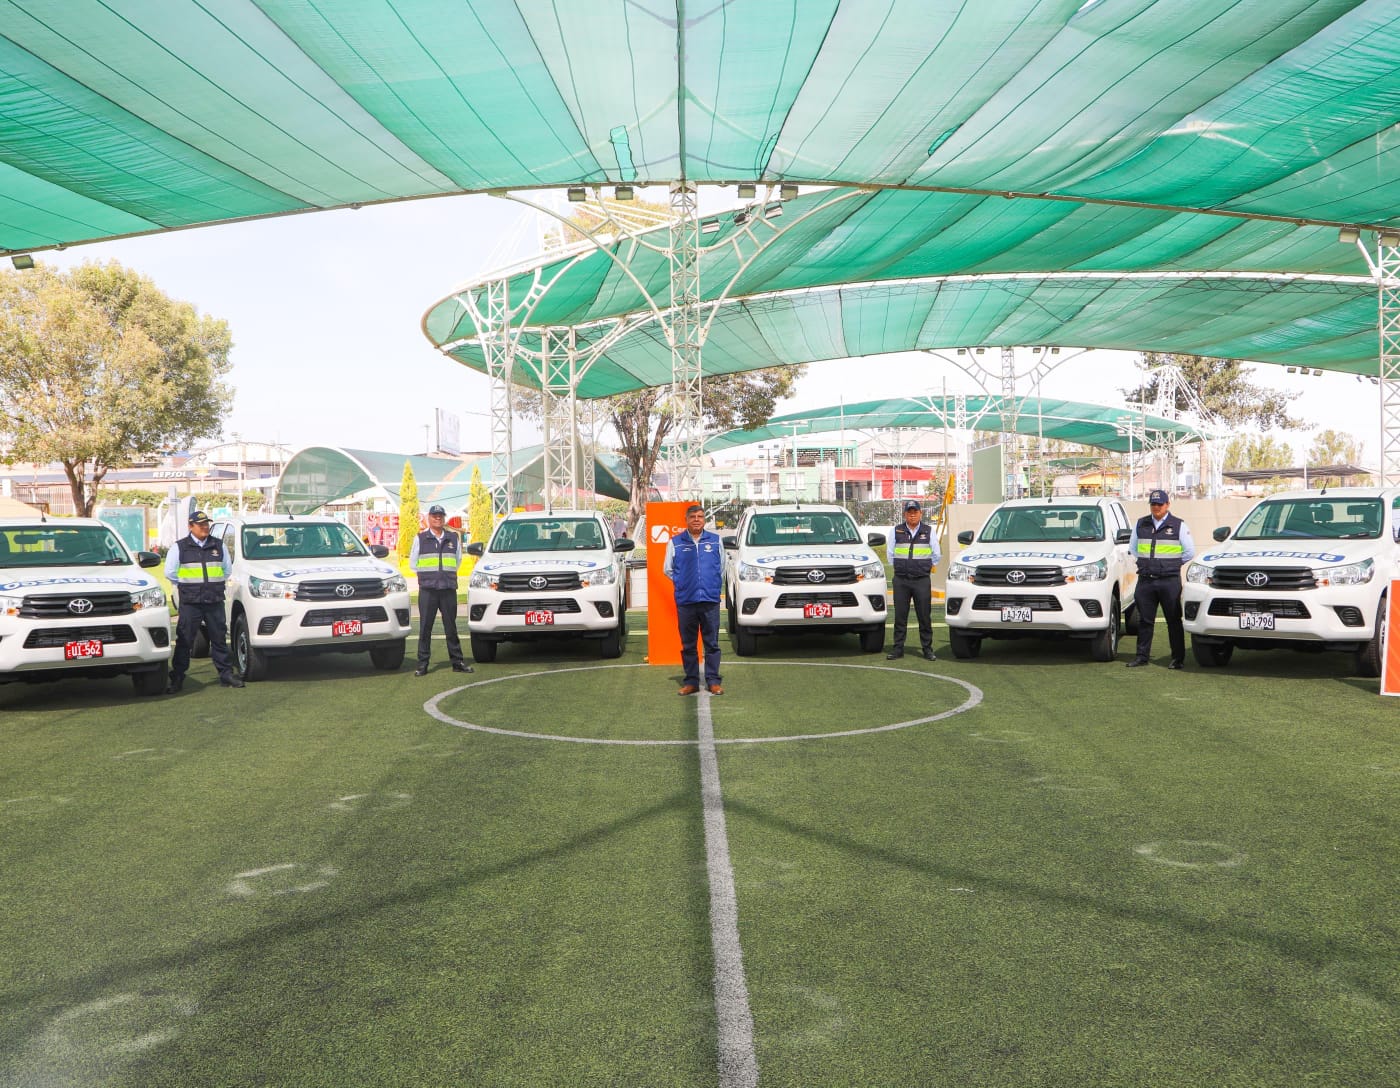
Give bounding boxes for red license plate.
[803,603,834,619]
[525,610,555,626]
[64,639,104,660]
[331,620,363,637]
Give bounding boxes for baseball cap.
[1148,489,1170,505]
[903,500,921,512]
[188,510,212,524]
[427,504,446,516]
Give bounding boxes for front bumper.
[732,584,887,630]
[944,587,1112,634]
[1182,584,1378,644]
[0,611,172,678]
[467,587,623,638]
[240,592,414,651]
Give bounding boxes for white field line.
[697,690,759,1088]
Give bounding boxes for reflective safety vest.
[891,521,935,578]
[1135,513,1186,578]
[414,529,461,591]
[174,534,227,605]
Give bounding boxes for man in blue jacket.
[663,503,726,695]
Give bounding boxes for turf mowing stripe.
[697,690,760,1088]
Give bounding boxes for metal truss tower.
[482,278,515,517]
[668,181,704,500]
[1380,234,1400,485]
[540,326,580,510]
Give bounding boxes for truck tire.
[949,629,981,659]
[599,621,622,659]
[131,665,167,697]
[1356,593,1386,678]
[192,626,210,658]
[733,624,758,657]
[232,612,270,681]
[1122,601,1139,638]
[1191,637,1234,667]
[1089,600,1120,662]
[369,639,406,670]
[470,634,498,663]
[858,625,885,654]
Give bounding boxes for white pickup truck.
[0,517,171,695]
[1182,487,1398,675]
[946,497,1136,661]
[211,514,412,680]
[722,504,888,655]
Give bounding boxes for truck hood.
[238,558,399,581]
[955,546,1100,564]
[0,567,160,594]
[475,555,613,574]
[747,547,880,566]
[1197,544,1372,566]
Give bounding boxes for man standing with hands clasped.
[1127,489,1196,670]
[664,503,725,696]
[165,510,242,692]
[887,499,939,661]
[410,504,473,677]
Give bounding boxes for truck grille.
[498,598,583,615]
[971,594,1064,611]
[775,592,859,609]
[24,624,138,648]
[772,566,857,585]
[20,592,135,619]
[301,607,389,626]
[1207,598,1311,619]
[1211,567,1316,591]
[296,579,386,601]
[972,566,1064,587]
[498,572,581,592]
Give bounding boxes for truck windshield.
[979,506,1104,543]
[1234,498,1383,540]
[0,525,131,568]
[242,522,368,559]
[744,512,861,546]
[492,518,607,552]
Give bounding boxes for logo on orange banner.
[646,501,698,667]
[1381,580,1400,696]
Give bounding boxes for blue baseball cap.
[1148,489,1170,505]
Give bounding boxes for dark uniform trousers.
[1133,575,1185,664]
[891,575,933,655]
[417,587,465,668]
[172,601,232,681]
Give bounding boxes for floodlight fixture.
[700,217,721,235]
[567,186,587,203]
[10,254,34,270]
[779,183,798,200]
[763,202,783,219]
[956,347,967,355]
[1286,366,1298,373]
[1032,346,1043,353]
[1381,230,1400,248]
[733,210,750,226]
[1313,368,1324,376]
[1050,346,1060,354]
[614,185,634,201]
[975,347,986,355]
[1338,226,1360,244]
[737,182,756,200]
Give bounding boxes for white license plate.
[525,610,555,626]
[803,602,834,619]
[64,639,104,660]
[1001,606,1033,623]
[1238,612,1275,631]
[331,619,363,637]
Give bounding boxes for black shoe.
[885,651,904,660]
[1125,659,1150,668]
[451,662,474,673]
[1167,660,1184,670]
[414,666,429,677]
[220,675,245,688]
[921,650,937,661]
[164,677,184,695]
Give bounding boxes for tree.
[1306,429,1368,487]
[1124,353,1302,431]
[1223,434,1295,472]
[0,261,233,515]
[397,461,419,575]
[467,464,493,572]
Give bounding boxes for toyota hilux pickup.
[1182,487,1399,675]
[465,511,634,661]
[945,497,1136,661]
[0,517,171,695]
[211,514,411,681]
[722,504,888,655]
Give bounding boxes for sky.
[36,190,1382,468]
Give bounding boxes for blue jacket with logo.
[665,529,724,605]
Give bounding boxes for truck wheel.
[232,613,270,681]
[859,625,885,654]
[733,624,758,657]
[192,626,211,658]
[131,665,167,697]
[600,622,622,659]
[1122,601,1139,638]
[1089,601,1120,662]
[949,629,981,659]
[470,635,497,663]
[726,597,736,636]
[1356,593,1386,678]
[369,639,406,670]
[1191,637,1234,667]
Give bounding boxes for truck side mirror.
[369,544,390,558]
[1115,528,1131,544]
[957,530,974,545]
[136,551,161,568]
[614,538,635,553]
[721,535,737,549]
[866,533,886,547]
[466,542,484,557]
[1212,526,1231,542]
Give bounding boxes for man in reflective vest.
[410,504,472,676]
[1127,489,1196,669]
[887,499,940,660]
[163,510,242,692]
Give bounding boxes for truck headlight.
[249,575,297,599]
[383,575,408,594]
[469,570,492,589]
[856,560,884,581]
[0,593,21,617]
[130,586,166,611]
[1185,562,1213,585]
[737,562,765,582]
[1317,557,1373,586]
[580,565,616,586]
[947,562,974,582]
[1063,558,1107,583]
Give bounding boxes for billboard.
[436,409,461,456]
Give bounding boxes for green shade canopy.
[4,2,1400,257]
[703,396,1213,456]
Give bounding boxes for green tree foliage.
[1306,429,1369,487]
[1124,353,1302,431]
[0,261,233,515]
[1223,434,1295,472]
[397,461,419,574]
[467,465,493,572]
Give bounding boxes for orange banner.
[1381,580,1400,696]
[646,501,694,666]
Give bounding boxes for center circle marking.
[424,661,983,746]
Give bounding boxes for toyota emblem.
[1245,571,1269,588]
[806,569,827,583]
[1006,570,1027,584]
[68,598,94,614]
[529,575,549,590]
[334,583,355,598]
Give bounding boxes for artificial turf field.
[1,610,1396,1088]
